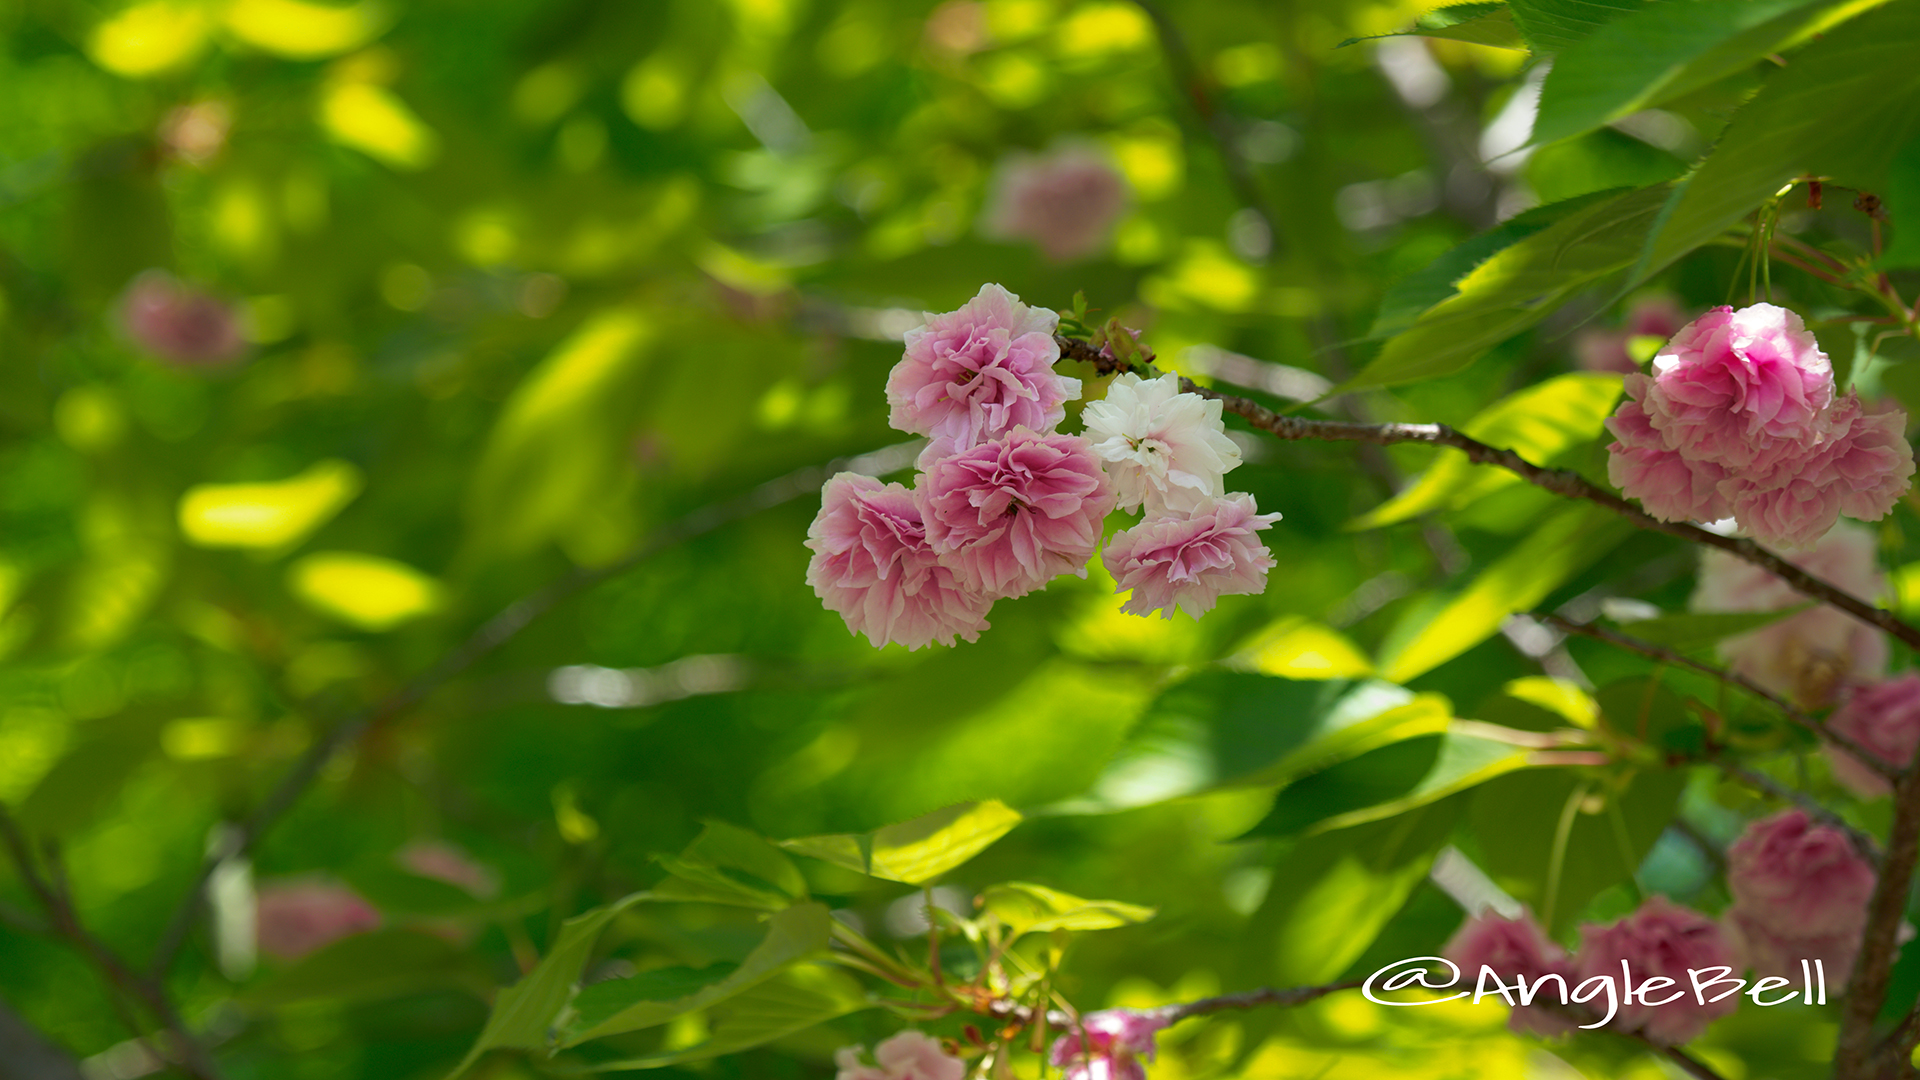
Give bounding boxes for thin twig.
[148,445,917,978]
[1150,980,1364,1023]
[1539,614,1899,782]
[1716,759,1881,866]
[1061,335,1920,657]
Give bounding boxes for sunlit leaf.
[1234,616,1374,679]
[1507,0,1642,52]
[286,551,443,631]
[588,963,872,1069]
[779,800,1022,885]
[1239,730,1536,839]
[1503,676,1599,729]
[86,1,209,77]
[225,0,390,59]
[979,882,1156,936]
[177,459,362,551]
[320,81,440,171]
[1342,4,1531,51]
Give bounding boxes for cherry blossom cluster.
[806,284,1279,650]
[1447,808,1874,1045]
[833,1011,1165,1080]
[982,144,1132,263]
[1606,302,1914,550]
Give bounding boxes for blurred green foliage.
[3,0,1920,1078]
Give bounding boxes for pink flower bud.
[982,145,1131,263]
[919,428,1113,599]
[1573,896,1743,1046]
[1725,809,1874,983]
[255,879,381,960]
[834,1030,965,1080]
[806,473,994,650]
[1825,674,1920,798]
[1101,493,1280,619]
[1443,910,1576,1037]
[119,270,249,368]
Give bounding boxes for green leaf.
[778,800,1021,885]
[1508,0,1643,52]
[1527,128,1687,204]
[338,863,493,918]
[1635,3,1920,284]
[588,963,872,1070]
[18,710,166,838]
[1379,504,1633,683]
[1342,4,1530,51]
[1532,0,1894,147]
[1351,372,1624,528]
[978,882,1157,936]
[650,821,811,909]
[1609,605,1813,651]
[1345,185,1671,391]
[564,901,831,1044]
[1247,803,1462,986]
[1882,135,1920,269]
[244,929,484,1006]
[1471,766,1685,935]
[449,891,650,1077]
[1239,730,1536,839]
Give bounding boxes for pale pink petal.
[1102,494,1280,619]
[806,473,994,650]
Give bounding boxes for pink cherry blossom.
[834,1030,964,1080]
[886,284,1081,460]
[920,428,1113,598]
[1640,303,1833,470]
[119,270,249,368]
[1102,493,1280,619]
[1825,674,1920,798]
[255,879,381,960]
[1691,521,1887,707]
[983,144,1131,263]
[1049,1009,1167,1080]
[1082,372,1242,514]
[806,473,994,650]
[1808,394,1916,521]
[398,840,499,899]
[1573,895,1743,1046]
[1725,809,1875,983]
[1443,910,1576,1037]
[1606,392,1730,523]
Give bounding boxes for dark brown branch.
[1059,336,1920,657]
[148,445,914,978]
[1842,768,1920,1077]
[1150,980,1363,1023]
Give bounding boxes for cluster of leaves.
[1,0,1919,1078]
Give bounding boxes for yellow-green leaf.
[1234,616,1374,679]
[979,882,1156,937]
[287,551,443,631]
[225,0,389,59]
[177,460,361,551]
[779,800,1022,885]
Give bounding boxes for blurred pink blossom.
[886,283,1080,463]
[1725,809,1875,983]
[119,270,249,368]
[1826,674,1920,797]
[398,840,499,899]
[806,472,993,650]
[983,145,1131,263]
[1691,520,1887,707]
[255,879,380,960]
[1102,493,1279,619]
[1048,1009,1167,1080]
[920,428,1113,598]
[1082,372,1242,514]
[1573,895,1743,1046]
[1443,910,1576,1037]
[1574,295,1686,374]
[834,1030,964,1080]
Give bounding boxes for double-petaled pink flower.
[1725,809,1875,983]
[1049,1009,1167,1080]
[1443,911,1576,1037]
[1574,896,1744,1046]
[920,428,1113,598]
[806,473,994,650]
[886,283,1081,463]
[1691,521,1887,707]
[1825,674,1920,798]
[1606,303,1913,548]
[1102,493,1280,619]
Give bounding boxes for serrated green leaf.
[564,901,830,1044]
[1342,4,1530,51]
[1610,605,1813,651]
[651,855,793,909]
[778,800,1021,885]
[683,821,809,899]
[979,882,1157,936]
[1635,4,1920,284]
[1508,0,1643,52]
[1344,185,1670,391]
[449,891,650,1077]
[1240,730,1536,840]
[1380,504,1633,683]
[244,929,483,1007]
[587,963,872,1070]
[1532,0,1893,147]
[1351,372,1623,528]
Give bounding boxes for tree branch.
[1058,336,1920,656]
[1840,767,1920,1077]
[147,442,920,978]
